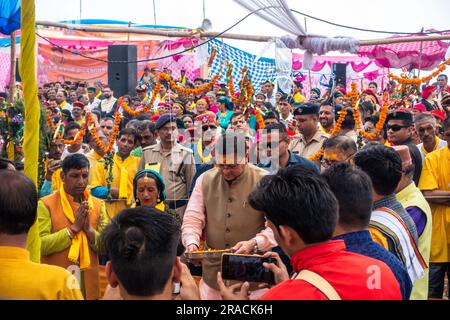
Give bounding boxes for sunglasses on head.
[202,125,217,131]
[387,124,408,132]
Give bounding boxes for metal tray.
[184,249,231,260]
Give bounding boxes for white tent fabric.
[233,0,360,69]
[234,0,307,36]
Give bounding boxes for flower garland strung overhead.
[86,111,121,154]
[159,72,221,95]
[388,57,450,86]
[118,82,161,116]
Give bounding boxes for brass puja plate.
[184,249,231,260]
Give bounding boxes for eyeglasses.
[202,125,217,131]
[321,153,355,169]
[387,124,408,132]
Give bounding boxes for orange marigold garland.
[357,90,389,140]
[47,114,56,130]
[208,48,217,68]
[308,93,349,161]
[388,57,450,86]
[253,107,265,130]
[86,111,121,154]
[159,72,220,95]
[63,121,86,145]
[118,82,161,116]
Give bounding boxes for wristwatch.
[253,238,259,253]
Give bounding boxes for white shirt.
[417,138,447,163]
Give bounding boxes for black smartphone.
[221,253,275,284]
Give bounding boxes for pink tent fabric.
[357,34,449,71]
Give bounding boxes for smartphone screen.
[221,254,275,284]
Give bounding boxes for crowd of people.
[0,66,449,301]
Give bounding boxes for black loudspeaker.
[107,45,137,98]
[332,63,346,87]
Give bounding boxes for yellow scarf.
[113,154,135,206]
[197,138,212,164]
[60,186,92,270]
[92,151,103,161]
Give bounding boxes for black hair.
[100,207,180,297]
[63,121,81,138]
[215,132,247,158]
[322,163,373,229]
[354,144,402,196]
[138,121,156,134]
[61,154,90,174]
[91,109,102,121]
[360,101,374,115]
[14,160,24,171]
[248,165,338,244]
[323,135,357,156]
[438,74,448,81]
[0,157,15,170]
[118,128,140,144]
[263,111,280,122]
[443,117,450,130]
[230,112,244,122]
[126,119,142,130]
[0,171,37,234]
[264,123,288,140]
[102,116,115,123]
[368,81,378,88]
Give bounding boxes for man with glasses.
[193,111,218,169]
[386,109,422,185]
[321,136,357,172]
[415,113,447,164]
[182,132,276,299]
[258,123,318,174]
[139,114,195,220]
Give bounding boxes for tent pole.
[9,31,16,102]
[35,20,450,46]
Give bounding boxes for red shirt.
[259,240,402,300]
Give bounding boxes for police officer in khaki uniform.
[289,102,329,159]
[139,114,195,219]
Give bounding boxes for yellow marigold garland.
[118,82,161,116]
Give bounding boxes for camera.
[221,253,275,284]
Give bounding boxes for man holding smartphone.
[218,166,402,300]
[182,132,277,299]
